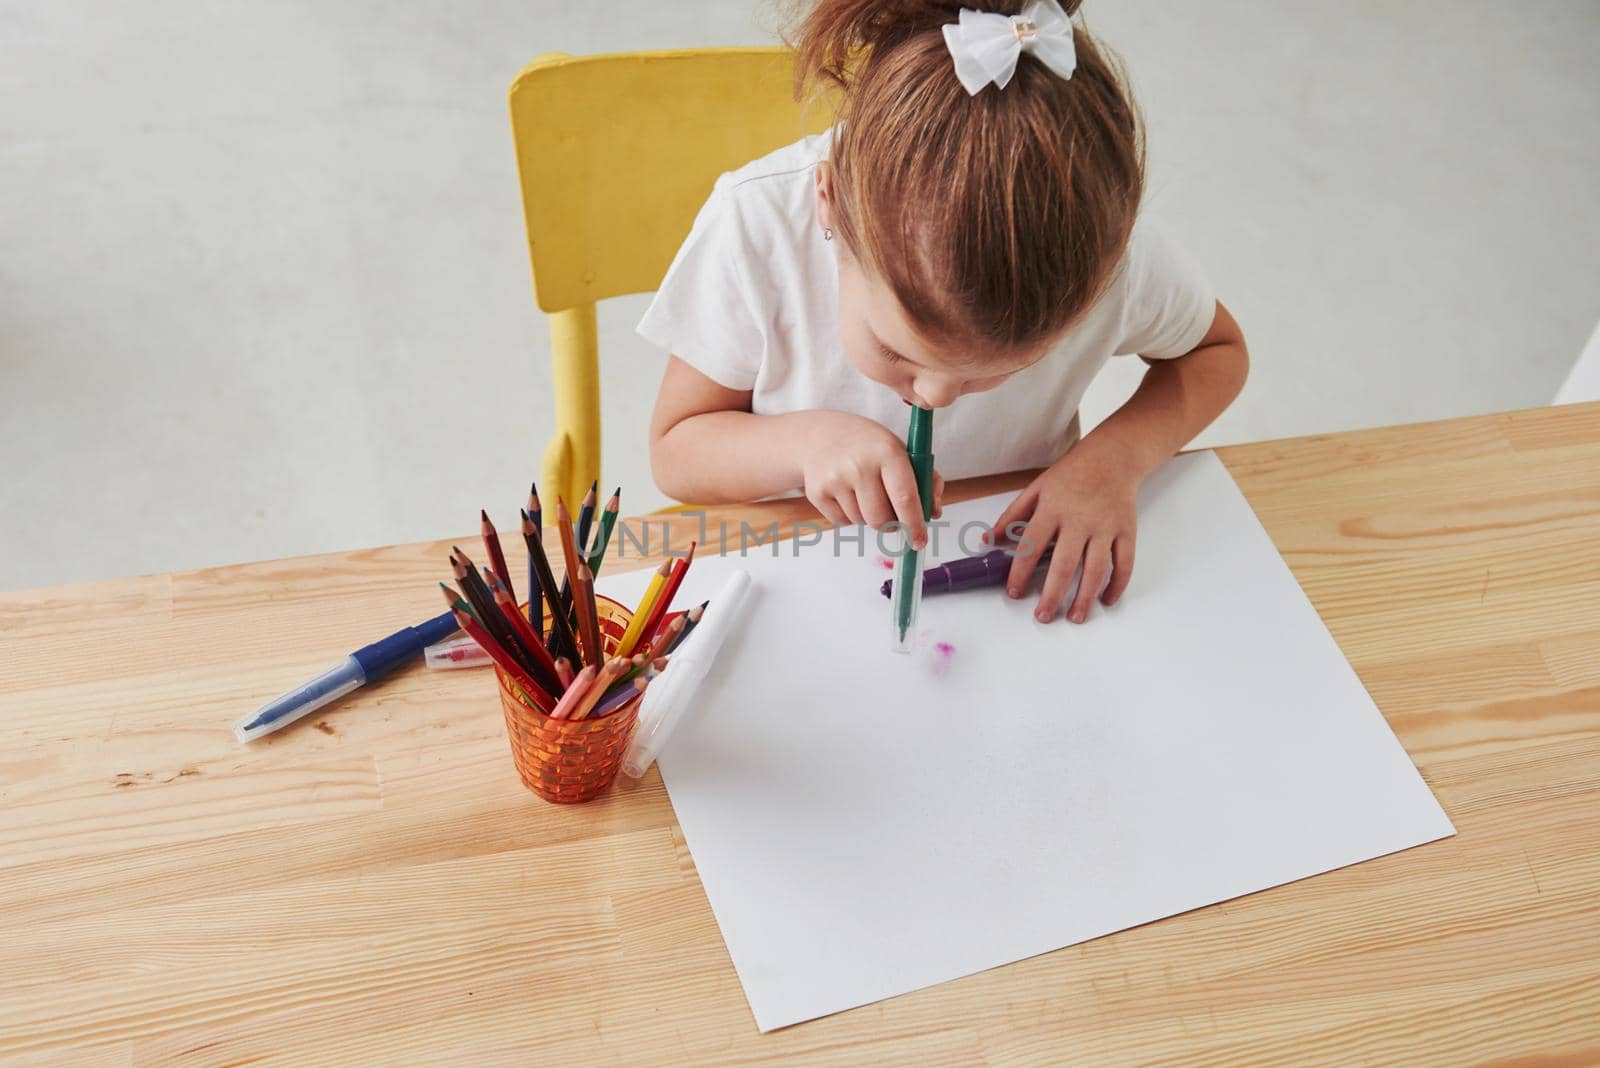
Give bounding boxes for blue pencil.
[575,479,598,556]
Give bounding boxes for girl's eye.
[878,347,904,365]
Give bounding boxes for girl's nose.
[913,375,961,409]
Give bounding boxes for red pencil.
[488,572,562,692]
[639,612,685,661]
[480,509,513,600]
[439,586,553,712]
[637,541,695,646]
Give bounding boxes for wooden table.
[3,405,1597,1066]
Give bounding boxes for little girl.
[641,0,1248,625]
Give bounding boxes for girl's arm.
[649,357,940,540]
[1077,300,1250,483]
[994,301,1249,623]
[649,356,809,504]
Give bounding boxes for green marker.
[893,406,935,653]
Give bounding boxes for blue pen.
[233,610,460,743]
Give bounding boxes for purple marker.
[879,545,1056,598]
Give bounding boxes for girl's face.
[833,250,1047,409]
[818,167,1051,409]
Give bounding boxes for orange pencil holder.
[495,595,643,804]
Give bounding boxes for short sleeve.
[636,177,767,391]
[1116,225,1217,359]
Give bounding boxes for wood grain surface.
[2,404,1597,1066]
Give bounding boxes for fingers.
[1067,538,1112,624]
[808,491,846,529]
[856,471,895,529]
[988,486,1039,547]
[1034,533,1087,623]
[1005,519,1056,598]
[880,456,929,549]
[1101,534,1135,605]
[932,470,946,519]
[835,488,865,527]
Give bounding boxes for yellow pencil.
[615,559,671,657]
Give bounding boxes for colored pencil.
[439,586,549,709]
[525,513,554,644]
[549,665,596,720]
[455,550,529,664]
[569,657,627,721]
[488,571,562,692]
[640,612,685,660]
[596,651,654,704]
[438,583,480,632]
[638,541,694,647]
[520,510,582,666]
[450,588,482,625]
[558,485,596,616]
[525,483,543,632]
[591,675,648,719]
[448,552,495,625]
[451,550,528,672]
[555,497,585,627]
[476,566,549,684]
[523,512,577,663]
[575,481,598,556]
[527,482,543,531]
[596,651,645,692]
[586,487,621,575]
[616,559,671,658]
[663,601,707,655]
[554,656,574,689]
[480,510,513,600]
[571,561,603,669]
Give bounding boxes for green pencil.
[586,487,621,575]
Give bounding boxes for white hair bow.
[941,0,1078,96]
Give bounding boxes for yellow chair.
[508,48,832,511]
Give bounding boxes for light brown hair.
[791,0,1144,352]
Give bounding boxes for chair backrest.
[509,48,834,314]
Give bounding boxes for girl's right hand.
[796,411,942,546]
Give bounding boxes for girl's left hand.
[986,440,1143,624]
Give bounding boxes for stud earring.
[823,227,833,241]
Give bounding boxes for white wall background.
[3,1,1598,591]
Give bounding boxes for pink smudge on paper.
[929,640,956,677]
[876,556,895,571]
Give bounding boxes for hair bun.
[789,1,1086,91]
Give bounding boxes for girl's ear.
[814,161,836,232]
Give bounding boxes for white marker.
[621,569,754,779]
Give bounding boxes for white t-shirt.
[637,131,1216,480]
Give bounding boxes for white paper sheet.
[595,452,1455,1031]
